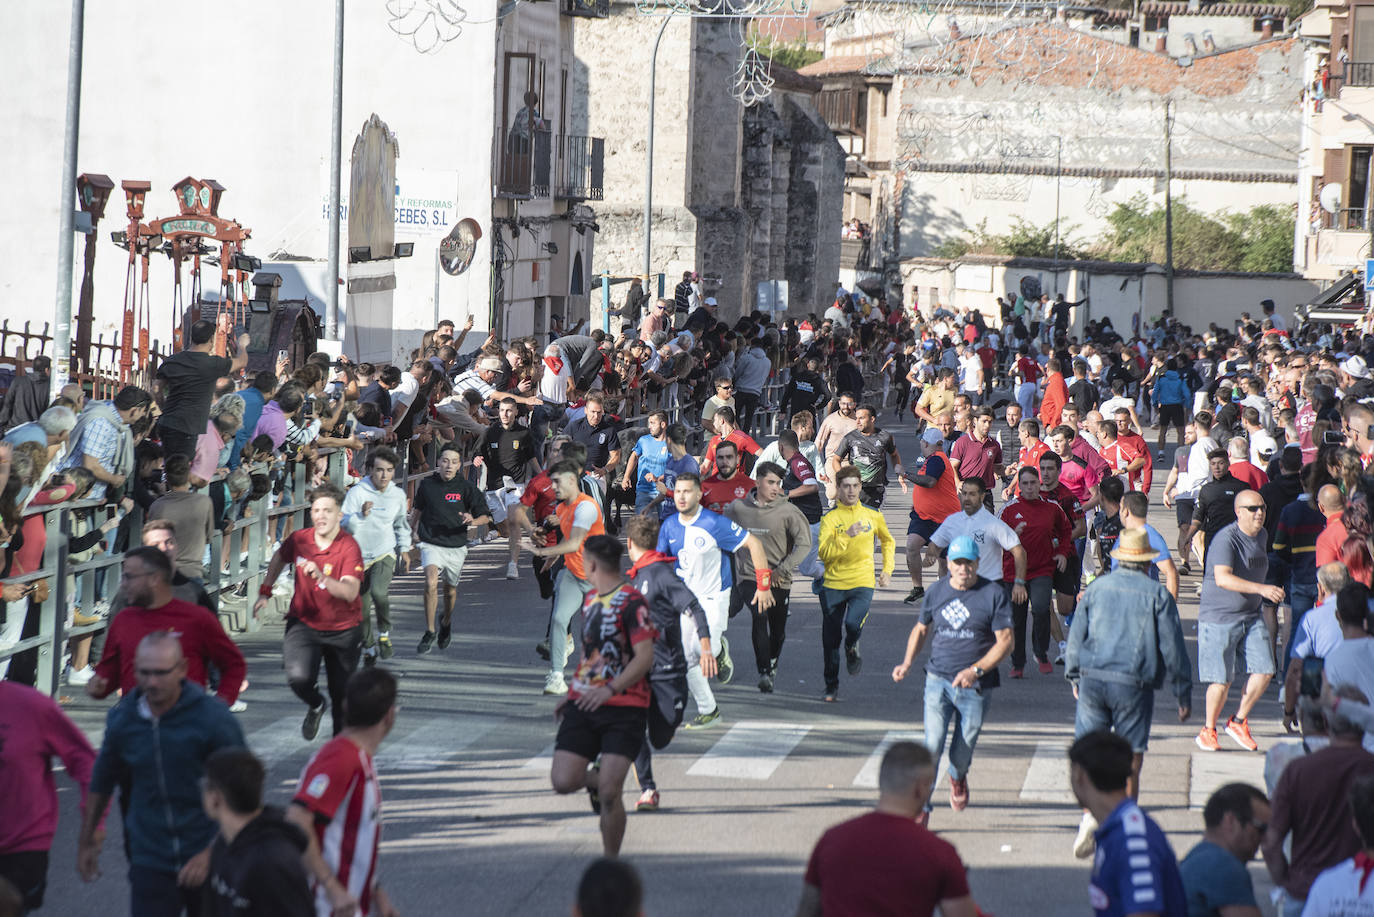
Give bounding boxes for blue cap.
[948,535,980,563]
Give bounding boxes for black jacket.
[627,555,709,680]
[204,807,313,917]
[0,370,49,430]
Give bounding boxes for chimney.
[1261,17,1273,38]
[1184,33,1197,55]
[252,271,283,307]
[1202,30,1215,52]
[948,15,961,39]
[1155,32,1167,53]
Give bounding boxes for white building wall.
[2,1,497,365]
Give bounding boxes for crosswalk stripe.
[1019,741,1074,803]
[852,730,924,788]
[246,714,321,768]
[520,742,557,771]
[375,715,503,772]
[686,720,812,780]
[1189,751,1265,810]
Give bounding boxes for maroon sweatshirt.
[0,682,96,852]
[94,598,246,705]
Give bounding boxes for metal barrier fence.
[0,449,353,697]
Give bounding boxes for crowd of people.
[2,282,1374,916]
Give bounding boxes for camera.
[1323,430,1346,445]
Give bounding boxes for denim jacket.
[1066,568,1192,707]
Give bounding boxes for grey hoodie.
[724,494,812,589]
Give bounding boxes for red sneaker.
[1195,727,1220,751]
[1037,660,1053,675]
[1010,668,1024,679]
[1224,717,1259,752]
[949,776,970,811]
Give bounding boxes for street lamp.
[75,172,115,375]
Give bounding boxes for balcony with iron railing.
[562,0,609,16]
[557,135,605,201]
[1344,62,1374,89]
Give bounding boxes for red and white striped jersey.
[294,736,381,917]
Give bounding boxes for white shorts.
[484,485,525,524]
[418,543,469,586]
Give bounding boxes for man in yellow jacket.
[818,465,896,701]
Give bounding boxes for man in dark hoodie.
[79,632,246,916]
[201,747,312,917]
[724,462,813,693]
[624,514,714,813]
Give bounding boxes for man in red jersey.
[999,467,1072,677]
[550,535,657,856]
[88,546,245,705]
[797,741,976,917]
[1112,407,1155,493]
[701,439,755,515]
[255,483,365,740]
[288,667,399,917]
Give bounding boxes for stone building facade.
[574,3,844,318]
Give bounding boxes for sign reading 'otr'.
[321,168,459,238]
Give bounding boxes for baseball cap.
[921,427,944,445]
[705,296,718,307]
[948,535,980,563]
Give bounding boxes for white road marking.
[1189,750,1265,809]
[375,715,503,772]
[246,715,322,768]
[1019,741,1074,803]
[520,742,557,771]
[686,720,813,780]
[852,730,924,787]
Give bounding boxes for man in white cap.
[684,294,717,337]
[1340,355,1374,399]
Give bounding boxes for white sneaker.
[543,673,568,696]
[67,665,95,686]
[1073,810,1098,859]
[506,561,519,580]
[229,700,248,713]
[1054,641,1068,665]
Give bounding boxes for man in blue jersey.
[658,472,772,728]
[620,411,671,515]
[649,423,699,520]
[1069,730,1187,917]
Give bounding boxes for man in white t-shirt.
[1243,406,1277,467]
[927,477,1026,587]
[388,359,431,430]
[1300,773,1374,913]
[957,344,984,405]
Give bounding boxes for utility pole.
[1053,134,1062,294]
[1163,99,1175,318]
[325,0,345,341]
[51,0,85,401]
[643,15,675,287]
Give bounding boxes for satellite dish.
[439,218,482,276]
[1321,183,1342,214]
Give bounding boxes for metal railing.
[1345,62,1374,88]
[557,135,605,201]
[0,449,352,697]
[562,0,609,17]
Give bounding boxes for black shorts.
[908,512,940,540]
[860,484,885,509]
[0,850,48,910]
[1174,497,1195,530]
[1053,553,1082,596]
[1158,403,1186,429]
[556,703,647,761]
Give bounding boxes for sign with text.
[323,168,459,238]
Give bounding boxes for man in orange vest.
[904,427,962,604]
[532,460,607,696]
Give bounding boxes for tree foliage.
[756,36,823,71]
[933,196,1296,273]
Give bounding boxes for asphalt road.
[39,410,1284,917]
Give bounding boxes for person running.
[701,407,760,478]
[776,429,826,587]
[657,472,772,727]
[254,483,365,740]
[1069,730,1187,917]
[701,439,754,515]
[1066,528,1193,858]
[1098,419,1146,493]
[927,477,1027,594]
[796,742,977,917]
[818,466,895,701]
[1001,420,1050,501]
[948,407,1004,511]
[550,535,657,856]
[904,427,961,604]
[892,535,1012,820]
[725,462,812,693]
[619,410,670,514]
[624,515,714,813]
[342,446,411,664]
[1000,466,1072,677]
[410,441,491,654]
[1039,450,1087,650]
[533,460,607,696]
[287,668,400,917]
[829,404,907,509]
[476,397,541,578]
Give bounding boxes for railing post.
[37,510,70,696]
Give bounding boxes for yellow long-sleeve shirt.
[818,501,895,590]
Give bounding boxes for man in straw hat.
[1065,527,1193,859]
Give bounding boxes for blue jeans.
[129,865,202,917]
[1074,678,1155,752]
[922,672,991,804]
[1284,581,1318,672]
[634,490,656,514]
[819,586,873,692]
